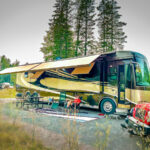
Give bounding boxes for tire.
[100,98,116,114]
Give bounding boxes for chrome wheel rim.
[103,101,113,112]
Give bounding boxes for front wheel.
[100,98,116,114]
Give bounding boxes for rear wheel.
[100,98,116,114]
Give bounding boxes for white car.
[1,82,12,89]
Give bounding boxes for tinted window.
[126,64,132,88]
[135,57,150,86]
[107,64,117,86]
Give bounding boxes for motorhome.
[0,51,150,114]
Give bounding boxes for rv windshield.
[134,57,150,86]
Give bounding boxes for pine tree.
[0,55,19,70]
[41,0,74,61]
[74,0,82,56]
[97,0,127,52]
[0,55,11,70]
[11,60,20,67]
[63,0,74,58]
[41,22,55,61]
[74,0,96,56]
[0,55,19,84]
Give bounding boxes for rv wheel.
[100,98,116,114]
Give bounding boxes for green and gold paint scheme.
[16,63,101,104]
[15,51,150,110]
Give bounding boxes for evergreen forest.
[41,0,127,61]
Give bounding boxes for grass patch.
[0,88,16,98]
[62,118,80,150]
[0,104,52,150]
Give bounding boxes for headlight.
[147,111,150,122]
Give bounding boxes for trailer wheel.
[100,98,116,114]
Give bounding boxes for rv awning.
[31,54,99,71]
[30,71,44,79]
[0,64,39,75]
[71,62,95,75]
[0,54,99,75]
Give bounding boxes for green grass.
[0,88,16,98]
[0,121,53,150]
[0,104,53,150]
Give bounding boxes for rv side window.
[107,65,117,86]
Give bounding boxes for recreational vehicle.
[0,51,150,114]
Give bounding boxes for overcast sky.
[0,0,150,65]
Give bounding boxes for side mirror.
[135,64,141,73]
[128,107,134,116]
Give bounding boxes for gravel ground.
[1,103,145,150]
